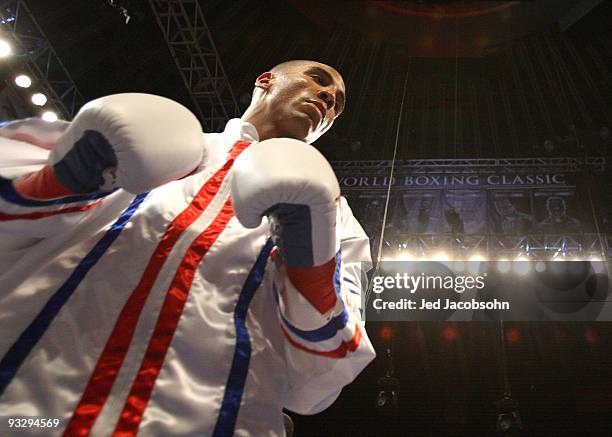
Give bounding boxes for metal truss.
[381,232,609,259]
[0,0,84,118]
[333,156,606,176]
[149,0,239,132]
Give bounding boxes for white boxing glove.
[231,138,340,268]
[48,93,204,194]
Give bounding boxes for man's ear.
[254,72,273,91]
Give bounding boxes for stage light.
[506,328,521,343]
[495,394,522,433]
[379,325,395,341]
[15,74,32,88]
[0,39,11,57]
[497,260,511,274]
[393,251,412,261]
[375,376,400,412]
[31,93,47,106]
[467,254,484,275]
[41,111,58,122]
[432,251,449,261]
[442,326,457,342]
[584,329,598,344]
[469,253,485,262]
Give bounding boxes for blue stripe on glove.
[52,130,118,193]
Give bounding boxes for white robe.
[0,118,375,436]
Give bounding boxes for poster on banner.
[489,191,534,234]
[533,190,584,234]
[399,191,445,234]
[442,190,487,234]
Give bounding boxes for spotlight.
[379,325,395,341]
[432,251,449,261]
[467,254,484,275]
[495,394,522,434]
[31,93,47,106]
[15,74,32,88]
[41,111,58,122]
[442,326,457,343]
[375,376,400,413]
[399,252,415,261]
[505,328,521,343]
[535,261,546,273]
[0,16,16,25]
[584,329,598,344]
[0,39,11,57]
[497,260,511,274]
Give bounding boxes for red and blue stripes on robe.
[0,192,148,396]
[1,139,264,437]
[212,238,274,437]
[62,140,251,436]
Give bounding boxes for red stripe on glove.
[14,165,75,199]
[286,257,338,314]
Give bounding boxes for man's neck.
[241,105,277,141]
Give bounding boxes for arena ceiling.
[287,0,581,57]
[18,0,611,162]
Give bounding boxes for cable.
[365,62,411,307]
[454,16,459,159]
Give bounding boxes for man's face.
[261,61,346,143]
[547,198,566,218]
[494,198,516,216]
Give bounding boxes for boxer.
[0,60,374,436]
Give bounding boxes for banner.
[340,169,599,237]
[339,173,569,189]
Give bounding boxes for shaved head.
[241,59,346,143]
[270,60,336,75]
[269,60,345,95]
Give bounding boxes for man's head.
[494,197,517,217]
[242,60,346,143]
[546,196,566,219]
